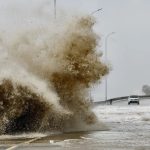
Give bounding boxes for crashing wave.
[0,16,108,134]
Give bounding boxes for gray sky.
[0,0,150,100]
[58,0,150,100]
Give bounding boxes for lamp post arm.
[91,8,103,15]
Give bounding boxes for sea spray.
[0,15,108,134]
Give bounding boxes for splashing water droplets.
[0,16,108,134]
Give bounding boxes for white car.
[128,95,140,105]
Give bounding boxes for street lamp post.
[54,0,56,19]
[105,32,115,102]
[88,8,102,103]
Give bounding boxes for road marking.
[6,137,42,150]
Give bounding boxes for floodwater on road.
[0,100,150,150]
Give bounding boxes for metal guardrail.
[93,95,150,106]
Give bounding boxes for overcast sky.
[57,0,150,100]
[0,0,150,100]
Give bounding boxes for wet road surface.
[0,100,150,150]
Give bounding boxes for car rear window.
[130,95,139,98]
